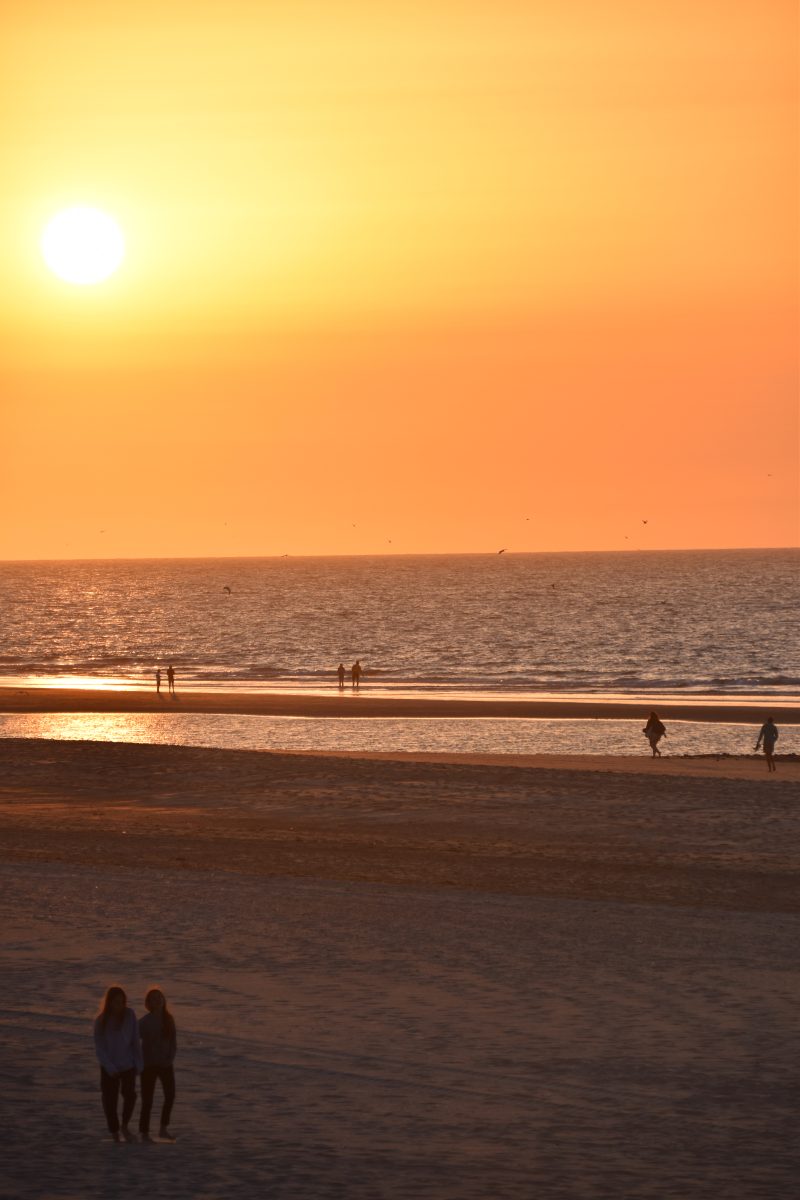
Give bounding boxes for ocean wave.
[0,551,797,698]
[1,662,798,698]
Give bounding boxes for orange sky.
[2,0,797,558]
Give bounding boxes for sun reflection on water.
[0,712,776,757]
[3,712,160,742]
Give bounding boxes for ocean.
[0,549,797,699]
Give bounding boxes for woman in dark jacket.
[138,987,177,1142]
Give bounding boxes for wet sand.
[1,684,798,724]
[1,739,798,1198]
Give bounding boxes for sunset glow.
[2,0,797,557]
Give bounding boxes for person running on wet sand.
[643,712,666,757]
[337,662,346,689]
[138,987,178,1143]
[94,986,142,1143]
[755,716,779,772]
[167,664,175,696]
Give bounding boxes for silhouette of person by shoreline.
[138,987,177,1143]
[755,715,779,772]
[337,663,346,689]
[643,711,666,757]
[156,668,161,696]
[93,986,142,1143]
[351,659,362,689]
[167,665,175,697]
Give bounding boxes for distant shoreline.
[0,686,797,724]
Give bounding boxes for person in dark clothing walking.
[643,712,666,757]
[94,986,142,1142]
[755,716,779,772]
[167,665,175,696]
[138,987,177,1142]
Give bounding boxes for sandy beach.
[1,738,798,1198]
[6,0,797,1190]
[1,685,799,725]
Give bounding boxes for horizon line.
[1,545,798,566]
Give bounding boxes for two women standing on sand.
[94,986,177,1143]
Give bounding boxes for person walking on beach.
[167,664,175,697]
[337,662,346,689]
[138,987,178,1142]
[351,659,362,689]
[643,712,666,757]
[755,716,779,772]
[156,668,162,696]
[94,986,142,1143]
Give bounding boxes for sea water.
[0,711,784,758]
[0,549,797,754]
[0,550,797,699]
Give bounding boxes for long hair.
[98,985,127,1029]
[145,987,175,1037]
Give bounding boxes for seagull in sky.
[497,548,507,554]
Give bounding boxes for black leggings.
[100,1068,137,1133]
[139,1065,176,1133]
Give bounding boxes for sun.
[41,206,125,285]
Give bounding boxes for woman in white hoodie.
[93,986,142,1142]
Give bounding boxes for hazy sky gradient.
[2,1,797,558]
